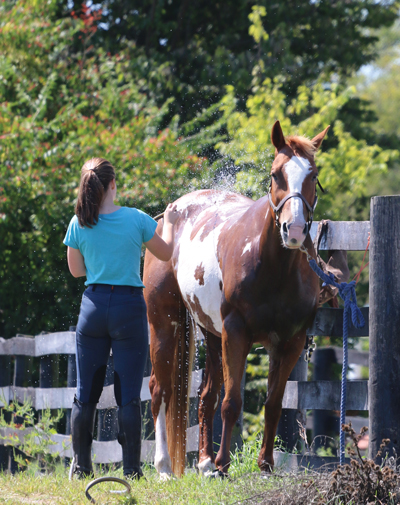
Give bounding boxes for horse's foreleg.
[198,332,223,476]
[215,312,252,475]
[258,331,306,472]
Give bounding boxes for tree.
[51,1,400,122]
[213,78,398,221]
[0,0,206,337]
[357,19,400,139]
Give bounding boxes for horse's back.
[145,190,253,337]
[174,189,252,220]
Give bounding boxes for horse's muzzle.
[281,222,308,248]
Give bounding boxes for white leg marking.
[198,456,216,477]
[154,399,173,479]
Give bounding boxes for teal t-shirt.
[63,207,157,287]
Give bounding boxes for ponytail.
[75,158,116,227]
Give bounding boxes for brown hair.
[75,158,116,227]
[286,135,317,158]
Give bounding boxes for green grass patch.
[0,461,273,505]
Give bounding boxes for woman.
[63,157,178,479]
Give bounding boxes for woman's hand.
[164,203,179,226]
[144,203,180,262]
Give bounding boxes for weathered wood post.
[39,332,54,391]
[369,195,400,462]
[11,350,33,473]
[276,351,308,451]
[312,347,339,454]
[39,356,53,389]
[0,353,11,471]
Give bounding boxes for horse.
[143,120,330,478]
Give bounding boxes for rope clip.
[304,335,316,362]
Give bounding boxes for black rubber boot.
[70,395,97,479]
[117,397,143,479]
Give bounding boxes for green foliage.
[356,19,400,141]
[2,0,400,451]
[0,396,64,472]
[0,0,208,337]
[216,78,398,221]
[229,435,263,476]
[86,0,400,121]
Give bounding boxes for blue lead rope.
[307,258,365,465]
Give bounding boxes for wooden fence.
[0,195,399,472]
[277,195,400,469]
[0,331,202,467]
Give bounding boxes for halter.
[268,180,323,231]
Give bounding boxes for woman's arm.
[144,203,179,262]
[67,246,86,278]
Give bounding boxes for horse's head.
[268,120,330,249]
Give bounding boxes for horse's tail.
[166,303,195,477]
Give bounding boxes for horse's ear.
[271,120,286,152]
[311,126,330,151]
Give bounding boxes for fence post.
[0,354,11,471]
[369,195,400,463]
[11,353,32,473]
[312,347,339,454]
[276,350,308,451]
[39,333,54,390]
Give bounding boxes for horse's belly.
[175,222,223,336]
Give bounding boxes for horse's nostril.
[282,222,288,234]
[290,238,297,244]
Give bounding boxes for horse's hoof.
[208,469,229,479]
[260,470,272,479]
[159,472,174,481]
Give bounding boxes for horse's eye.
[312,174,317,182]
[271,173,278,181]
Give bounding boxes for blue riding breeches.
[75,284,149,407]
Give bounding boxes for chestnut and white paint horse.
[143,121,330,478]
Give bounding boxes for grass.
[2,427,399,504]
[0,439,275,505]
[0,467,274,505]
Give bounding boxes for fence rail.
[0,366,203,410]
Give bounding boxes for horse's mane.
[285,135,316,158]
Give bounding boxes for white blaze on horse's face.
[280,156,312,248]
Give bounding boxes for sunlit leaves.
[0,1,206,337]
[215,77,398,220]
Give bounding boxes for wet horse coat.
[143,121,329,477]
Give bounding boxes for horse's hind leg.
[145,273,183,479]
[215,311,252,475]
[198,331,223,476]
[258,331,306,472]
[148,315,178,479]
